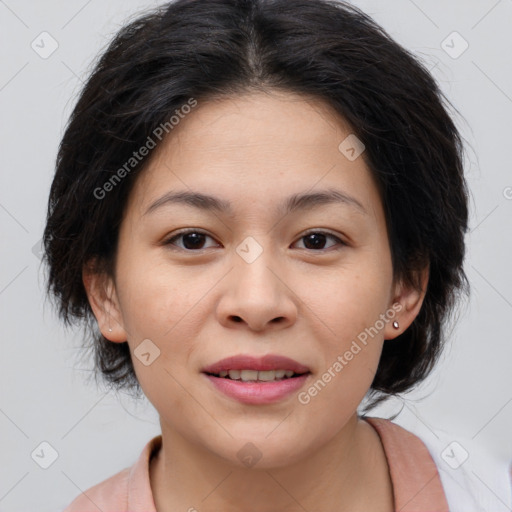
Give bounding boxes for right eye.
[163,229,220,251]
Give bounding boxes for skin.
[84,90,428,512]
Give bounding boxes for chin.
[212,430,318,470]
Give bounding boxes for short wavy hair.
[43,0,470,406]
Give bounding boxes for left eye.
[293,231,344,251]
[163,230,344,251]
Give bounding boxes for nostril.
[229,316,284,325]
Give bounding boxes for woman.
[43,0,470,509]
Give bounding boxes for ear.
[82,260,128,343]
[384,264,429,340]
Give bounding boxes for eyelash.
[162,229,346,252]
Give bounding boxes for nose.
[215,249,298,332]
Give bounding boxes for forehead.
[126,90,380,219]
[167,90,352,148]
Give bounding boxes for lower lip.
[204,374,310,405]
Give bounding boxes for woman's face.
[89,90,419,468]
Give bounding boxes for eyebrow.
[143,188,367,217]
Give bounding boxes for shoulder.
[364,416,432,455]
[364,416,450,511]
[62,434,161,512]
[364,415,441,475]
[62,467,130,511]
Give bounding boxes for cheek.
[116,250,211,336]
[114,255,211,407]
[295,257,392,412]
[303,258,393,344]
[297,268,391,412]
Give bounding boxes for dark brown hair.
[43,0,470,407]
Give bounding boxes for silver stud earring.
[108,327,112,332]
[392,321,399,329]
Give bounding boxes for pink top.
[63,417,449,511]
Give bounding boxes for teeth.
[240,370,259,381]
[228,370,241,380]
[217,369,299,381]
[258,370,278,381]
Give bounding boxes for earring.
[392,321,399,329]
[107,298,113,333]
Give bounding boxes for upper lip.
[202,354,310,374]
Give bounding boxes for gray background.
[0,0,511,510]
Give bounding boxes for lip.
[202,354,311,405]
[204,374,310,405]
[202,354,310,374]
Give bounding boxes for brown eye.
[164,230,219,251]
[294,231,344,251]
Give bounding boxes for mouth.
[202,353,311,378]
[205,369,308,382]
[202,354,311,404]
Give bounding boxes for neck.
[149,415,394,512]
